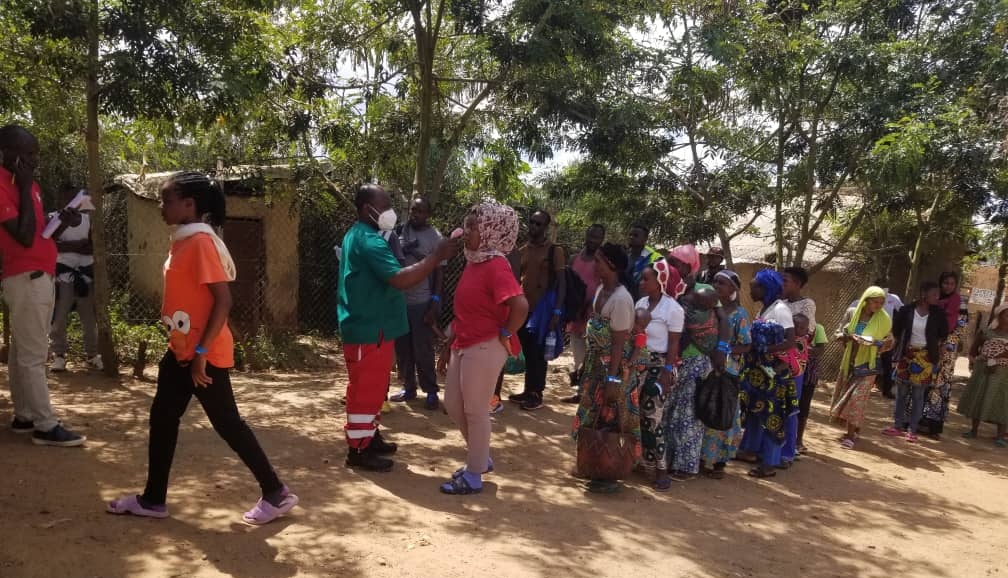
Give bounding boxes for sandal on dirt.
[840,437,855,450]
[706,469,725,480]
[243,491,300,525]
[106,495,169,519]
[440,475,482,495]
[586,480,621,494]
[652,478,673,492]
[777,461,793,470]
[747,467,776,479]
[734,452,758,463]
[962,431,978,439]
[454,459,494,478]
[995,439,1008,448]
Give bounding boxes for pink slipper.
[905,432,919,443]
[242,490,299,525]
[106,495,169,519]
[881,427,904,437]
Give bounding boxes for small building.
[104,166,302,334]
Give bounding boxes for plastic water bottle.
[544,333,557,360]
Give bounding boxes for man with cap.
[697,247,726,286]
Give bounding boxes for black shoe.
[561,394,580,404]
[370,431,398,455]
[882,391,896,399]
[31,424,85,447]
[520,394,544,411]
[346,447,394,472]
[568,371,580,388]
[11,417,34,434]
[508,392,531,403]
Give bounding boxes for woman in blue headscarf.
[737,269,798,478]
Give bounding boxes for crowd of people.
[1,122,1006,525]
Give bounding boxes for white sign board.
[969,288,996,307]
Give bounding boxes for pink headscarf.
[668,244,701,276]
[653,259,687,298]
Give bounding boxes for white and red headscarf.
[653,259,687,299]
[463,200,518,263]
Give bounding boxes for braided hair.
[165,171,226,228]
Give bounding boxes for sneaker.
[87,355,103,371]
[389,389,418,402]
[345,447,394,472]
[370,430,398,455]
[519,393,543,411]
[51,356,67,372]
[11,417,34,433]
[489,395,504,415]
[32,424,85,447]
[425,392,439,410]
[881,427,904,437]
[381,400,392,414]
[508,392,531,403]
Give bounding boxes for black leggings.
[796,358,820,448]
[142,351,282,505]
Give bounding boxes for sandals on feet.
[652,478,673,492]
[586,480,621,494]
[453,459,494,478]
[243,491,300,526]
[440,475,482,495]
[840,437,856,450]
[106,495,169,519]
[995,438,1008,448]
[962,431,978,439]
[747,467,776,479]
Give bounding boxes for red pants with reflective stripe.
[342,340,394,449]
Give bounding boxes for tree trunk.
[411,10,435,202]
[86,0,118,376]
[994,227,1008,309]
[774,106,786,268]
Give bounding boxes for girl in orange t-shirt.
[107,171,298,525]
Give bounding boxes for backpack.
[547,244,588,322]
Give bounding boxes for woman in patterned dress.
[571,243,638,493]
[959,303,1008,446]
[919,272,968,438]
[700,270,752,479]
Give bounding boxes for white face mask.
[369,206,397,231]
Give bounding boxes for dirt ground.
[0,354,1006,578]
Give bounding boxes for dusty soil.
[0,356,1006,578]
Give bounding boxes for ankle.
[461,470,482,488]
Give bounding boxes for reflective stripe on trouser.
[343,340,395,449]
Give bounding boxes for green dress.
[958,328,1008,425]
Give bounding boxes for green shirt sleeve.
[364,231,402,282]
[813,323,828,345]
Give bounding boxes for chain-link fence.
[95,170,591,370]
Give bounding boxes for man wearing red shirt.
[0,125,85,446]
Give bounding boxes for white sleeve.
[775,302,795,329]
[665,299,685,333]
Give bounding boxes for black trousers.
[796,358,820,447]
[878,351,895,396]
[394,303,439,394]
[142,351,282,505]
[518,326,548,394]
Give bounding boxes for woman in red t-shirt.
[107,172,297,524]
[437,200,527,495]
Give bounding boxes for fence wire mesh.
[87,174,871,375]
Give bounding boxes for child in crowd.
[107,171,298,525]
[623,308,652,383]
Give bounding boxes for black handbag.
[694,371,739,431]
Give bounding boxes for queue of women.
[438,198,1008,495]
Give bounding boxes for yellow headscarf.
[840,286,893,378]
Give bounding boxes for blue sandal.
[995,438,1008,448]
[453,459,494,478]
[440,475,482,495]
